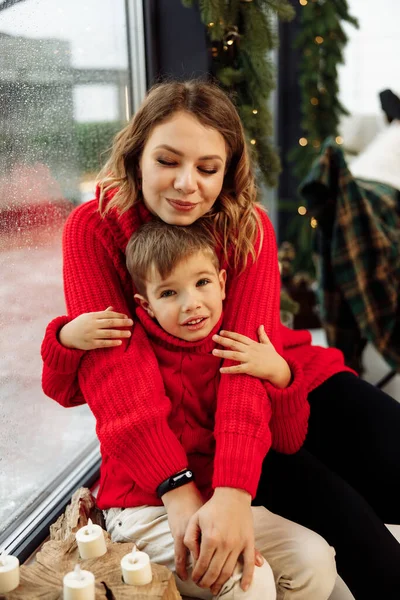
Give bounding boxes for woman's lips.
[166,198,197,212]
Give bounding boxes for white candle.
[0,551,20,594]
[63,564,95,600]
[75,519,107,559]
[121,544,152,586]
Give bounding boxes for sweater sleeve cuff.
[212,432,271,499]
[263,357,306,416]
[111,420,189,494]
[41,316,85,374]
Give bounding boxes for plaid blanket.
[299,137,400,372]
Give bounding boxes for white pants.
[105,505,337,600]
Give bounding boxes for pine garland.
[290,0,358,181]
[182,0,295,187]
[284,0,358,273]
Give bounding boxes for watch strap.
[156,469,194,498]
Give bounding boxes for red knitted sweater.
[41,194,353,500]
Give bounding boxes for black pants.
[254,372,400,600]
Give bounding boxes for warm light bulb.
[250,139,256,145]
[299,137,308,146]
[227,39,234,46]
[315,36,324,44]
[310,217,318,228]
[208,22,215,27]
[310,97,319,105]
[335,136,343,145]
[252,109,258,114]
[298,206,307,215]
[299,0,308,4]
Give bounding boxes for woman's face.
[139,111,227,225]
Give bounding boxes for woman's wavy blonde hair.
[97,79,262,269]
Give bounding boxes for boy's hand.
[59,307,133,350]
[212,326,291,388]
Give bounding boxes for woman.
[42,80,400,599]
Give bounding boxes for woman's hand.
[212,326,291,388]
[59,307,133,350]
[184,487,255,596]
[162,482,204,582]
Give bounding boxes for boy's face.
[135,251,226,341]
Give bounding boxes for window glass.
[339,0,400,114]
[0,0,129,538]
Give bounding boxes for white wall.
[338,0,400,116]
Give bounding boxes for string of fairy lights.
[207,18,259,149]
[293,0,357,229]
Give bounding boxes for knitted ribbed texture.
[41,195,355,505]
[41,316,84,374]
[40,316,86,407]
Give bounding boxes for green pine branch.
[291,1,358,182]
[181,0,295,188]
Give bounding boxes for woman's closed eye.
[156,158,217,175]
[157,158,176,167]
[199,167,218,175]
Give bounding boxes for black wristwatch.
[156,469,194,498]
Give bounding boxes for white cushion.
[350,120,400,190]
[339,113,385,155]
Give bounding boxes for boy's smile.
[135,250,226,341]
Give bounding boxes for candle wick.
[132,543,137,554]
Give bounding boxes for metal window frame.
[125,0,147,114]
[0,443,101,563]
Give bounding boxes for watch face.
[186,471,192,478]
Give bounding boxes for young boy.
[51,220,336,600]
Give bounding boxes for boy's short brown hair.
[126,220,220,296]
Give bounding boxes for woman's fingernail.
[242,583,249,592]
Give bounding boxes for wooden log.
[4,487,181,599]
[50,487,104,541]
[5,561,107,600]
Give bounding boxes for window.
[0,0,133,545]
[339,0,400,115]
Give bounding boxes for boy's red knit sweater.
[41,193,353,500]
[98,307,246,508]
